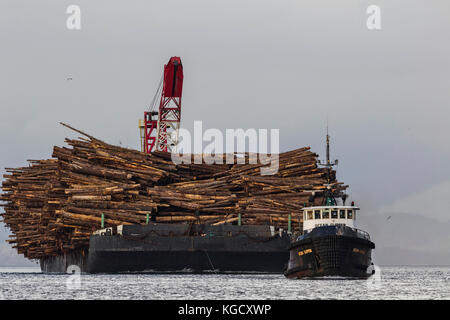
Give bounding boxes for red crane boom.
[140,57,184,153]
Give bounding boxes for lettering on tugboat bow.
[298,248,312,256]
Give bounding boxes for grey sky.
[1,1,449,265]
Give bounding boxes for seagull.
[387,216,391,220]
[67,77,73,81]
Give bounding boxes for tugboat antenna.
[326,119,330,166]
[319,124,337,175]
[318,123,338,205]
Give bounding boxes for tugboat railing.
[299,226,371,241]
[353,228,370,240]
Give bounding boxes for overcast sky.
[1,1,449,264]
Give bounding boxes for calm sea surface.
[0,266,449,300]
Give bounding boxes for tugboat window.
[307,211,313,220]
[347,210,353,219]
[322,210,330,219]
[331,210,338,219]
[315,210,321,219]
[339,210,346,219]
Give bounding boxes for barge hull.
[40,251,88,273]
[40,223,291,274]
[87,234,290,273]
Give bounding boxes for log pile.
[0,123,347,260]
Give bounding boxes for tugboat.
[284,132,375,279]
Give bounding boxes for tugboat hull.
[284,226,375,279]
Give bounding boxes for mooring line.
[204,250,217,274]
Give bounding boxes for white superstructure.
[302,205,359,233]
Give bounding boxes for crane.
[139,57,184,153]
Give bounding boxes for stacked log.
[0,123,347,260]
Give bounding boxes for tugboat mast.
[318,125,339,206]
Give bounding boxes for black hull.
[40,224,291,274]
[284,226,375,279]
[87,235,290,273]
[40,250,88,273]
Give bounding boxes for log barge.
[0,124,350,273]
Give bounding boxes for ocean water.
[0,266,449,300]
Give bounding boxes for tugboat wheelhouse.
[303,206,357,232]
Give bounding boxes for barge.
[40,223,291,273]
